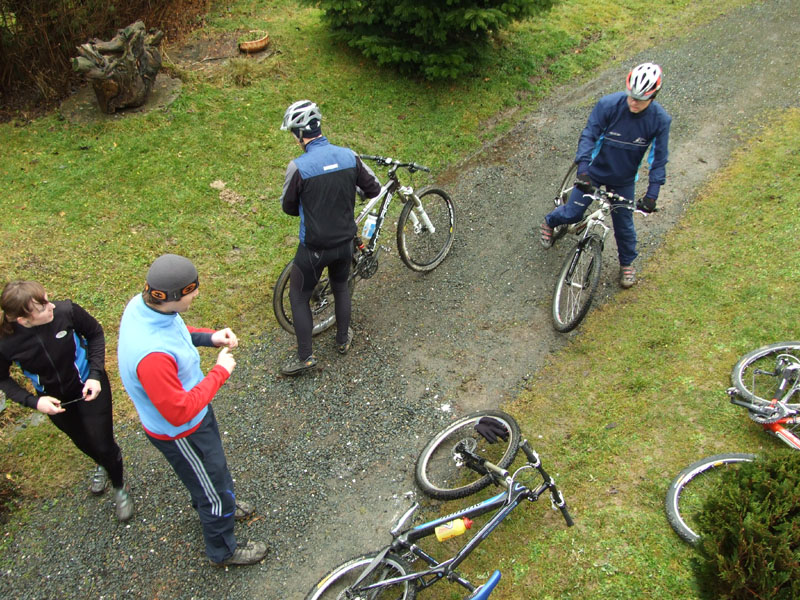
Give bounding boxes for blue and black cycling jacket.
[0,301,106,409]
[576,91,672,200]
[280,136,381,250]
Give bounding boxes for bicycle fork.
[403,188,436,234]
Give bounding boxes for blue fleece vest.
[117,294,207,438]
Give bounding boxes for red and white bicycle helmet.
[626,63,662,100]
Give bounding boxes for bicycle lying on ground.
[665,341,800,544]
[273,154,455,336]
[547,167,647,332]
[305,410,574,599]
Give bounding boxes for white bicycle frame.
[563,194,613,242]
[355,182,435,252]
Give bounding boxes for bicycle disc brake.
[453,437,477,467]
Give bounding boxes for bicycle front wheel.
[551,163,577,244]
[305,552,417,600]
[397,186,455,272]
[731,342,800,405]
[552,235,603,332]
[272,260,340,336]
[415,410,521,500]
[664,453,756,545]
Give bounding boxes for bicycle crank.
[356,255,379,279]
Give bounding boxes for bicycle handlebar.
[359,154,431,173]
[518,441,574,526]
[727,387,797,422]
[574,180,652,216]
[575,181,633,205]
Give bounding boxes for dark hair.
[0,280,47,336]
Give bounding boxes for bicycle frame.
[728,377,800,450]
[345,441,572,598]
[563,188,636,245]
[355,157,434,256]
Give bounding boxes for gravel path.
[2,1,798,598]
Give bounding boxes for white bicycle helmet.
[626,63,662,100]
[281,100,322,135]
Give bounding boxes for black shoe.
[234,501,255,521]
[337,327,353,355]
[280,354,317,376]
[215,540,269,566]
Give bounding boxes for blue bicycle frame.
[347,440,573,599]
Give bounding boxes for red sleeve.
[187,326,215,334]
[136,352,230,427]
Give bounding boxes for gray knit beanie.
[145,254,199,301]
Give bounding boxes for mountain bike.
[550,179,645,332]
[665,343,800,544]
[305,410,573,600]
[272,155,456,336]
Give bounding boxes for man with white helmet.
[278,100,381,375]
[540,62,672,288]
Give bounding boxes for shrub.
[0,0,209,114]
[303,0,554,80]
[693,451,800,599]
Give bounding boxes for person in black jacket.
[0,280,132,521]
[278,100,382,375]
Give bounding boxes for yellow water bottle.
[435,517,473,542]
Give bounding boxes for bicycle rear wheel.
[552,235,602,332]
[551,163,577,244]
[415,410,521,500]
[731,342,800,406]
[664,453,756,545]
[397,187,455,272]
[305,552,416,600]
[272,260,351,336]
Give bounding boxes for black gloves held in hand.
[475,417,509,444]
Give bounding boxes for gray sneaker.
[113,484,134,522]
[620,266,636,289]
[89,466,108,495]
[234,501,256,521]
[216,540,269,566]
[337,327,354,355]
[280,354,317,376]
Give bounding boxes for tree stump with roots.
[72,21,164,114]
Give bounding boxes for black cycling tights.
[289,241,353,360]
[48,371,124,488]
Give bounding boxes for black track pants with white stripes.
[146,405,238,563]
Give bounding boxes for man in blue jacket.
[279,100,381,375]
[540,63,672,288]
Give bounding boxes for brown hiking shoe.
[216,540,269,566]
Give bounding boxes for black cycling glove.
[636,196,657,213]
[475,417,509,444]
[575,172,593,193]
